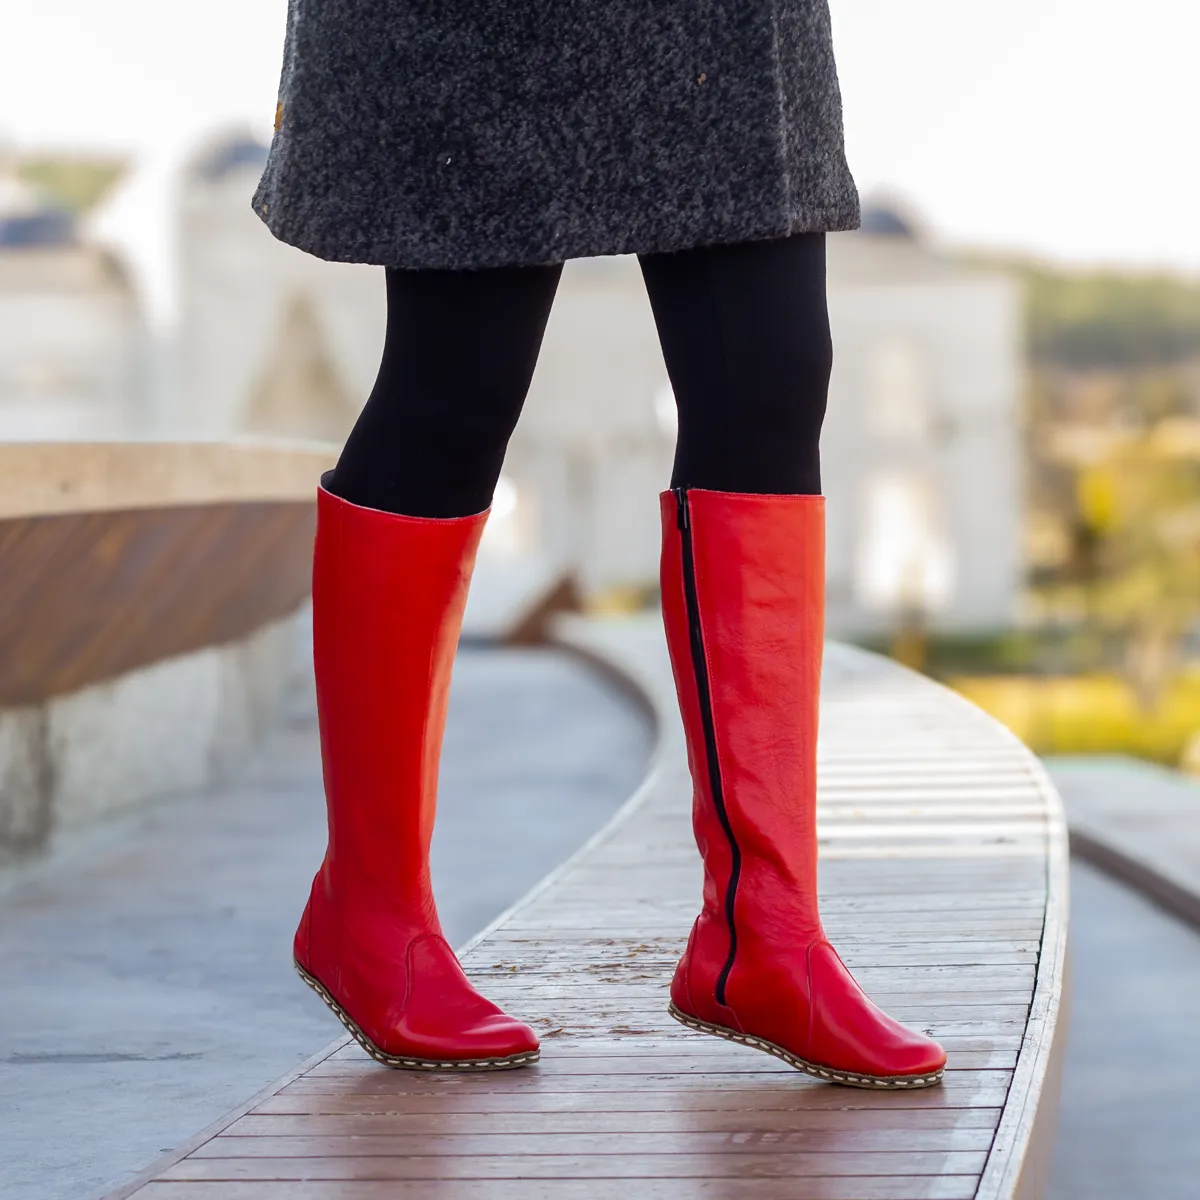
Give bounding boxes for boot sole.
[294,959,540,1072]
[668,1002,944,1090]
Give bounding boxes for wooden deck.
[109,615,1068,1200]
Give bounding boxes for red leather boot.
[660,488,946,1089]
[293,484,539,1070]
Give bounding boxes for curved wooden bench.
[108,614,1068,1200]
[0,441,337,851]
[0,441,336,705]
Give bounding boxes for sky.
[2,0,1198,324]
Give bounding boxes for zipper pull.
[674,487,689,530]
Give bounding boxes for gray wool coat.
[252,2,860,270]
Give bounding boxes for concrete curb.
[1068,825,1200,931]
[1047,757,1200,934]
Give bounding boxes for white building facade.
[824,215,1022,635]
[511,212,1022,628]
[175,136,676,595]
[174,133,384,442]
[505,255,676,598]
[0,165,143,440]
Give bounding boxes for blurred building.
[0,157,142,439]
[171,140,1022,626]
[512,206,1023,625]
[507,256,676,597]
[824,205,1022,635]
[174,132,383,441]
[174,131,674,594]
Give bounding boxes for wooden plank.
[319,1048,1021,1071]
[291,1067,1017,1091]
[161,1153,992,1182]
[271,1084,1014,1110]
[467,951,1041,971]
[137,1178,984,1199]
[191,1129,997,1157]
[510,896,1045,914]
[477,921,1051,940]
[225,1109,1004,1136]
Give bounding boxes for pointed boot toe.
[384,933,541,1067]
[435,1011,541,1063]
[806,941,946,1083]
[381,1008,541,1069]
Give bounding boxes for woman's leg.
[639,231,831,496]
[641,234,946,1088]
[296,263,560,1071]
[329,262,563,517]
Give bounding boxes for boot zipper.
[674,487,741,1007]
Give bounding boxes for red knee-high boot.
[293,485,539,1070]
[660,488,946,1089]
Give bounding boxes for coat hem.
[250,199,862,271]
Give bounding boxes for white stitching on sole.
[294,959,539,1072]
[667,1002,944,1091]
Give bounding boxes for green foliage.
[963,252,1200,370]
[17,156,127,216]
[1022,265,1200,370]
[855,630,1044,677]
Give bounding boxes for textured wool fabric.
[253,2,860,269]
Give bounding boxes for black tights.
[330,233,832,518]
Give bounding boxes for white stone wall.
[0,246,142,439]
[507,256,675,596]
[0,708,49,849]
[508,245,1021,626]
[174,158,384,438]
[0,611,305,857]
[824,235,1022,636]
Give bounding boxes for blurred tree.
[17,156,127,216]
[1083,437,1200,709]
[1024,268,1200,370]
[946,255,1200,722]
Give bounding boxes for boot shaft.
[313,486,487,906]
[659,488,827,976]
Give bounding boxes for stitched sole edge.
[668,1002,944,1091]
[294,959,540,1072]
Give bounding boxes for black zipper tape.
[674,487,741,1006]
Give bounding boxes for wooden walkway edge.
[106,614,1068,1200]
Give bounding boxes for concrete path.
[1049,756,1200,928]
[0,646,652,1200]
[1045,759,1200,1198]
[1047,858,1200,1199]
